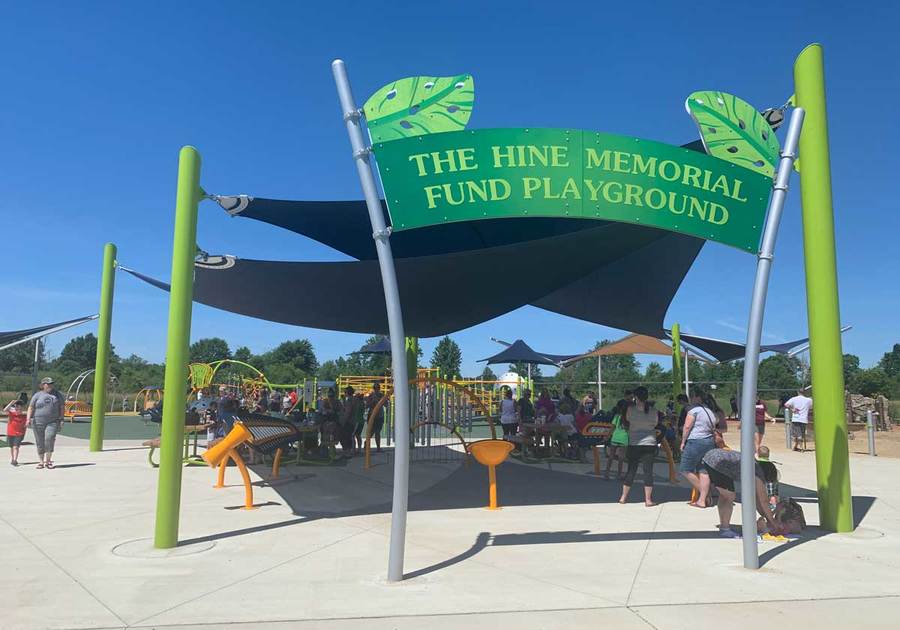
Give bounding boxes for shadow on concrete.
[178,516,320,546]
[49,463,96,469]
[406,528,725,579]
[190,445,871,574]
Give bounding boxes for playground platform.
[2,418,899,629]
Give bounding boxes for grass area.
[58,415,161,441]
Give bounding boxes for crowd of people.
[3,375,809,537]
[495,384,807,538]
[183,382,388,460]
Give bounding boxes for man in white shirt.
[785,389,813,452]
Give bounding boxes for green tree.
[850,368,890,397]
[430,336,462,378]
[479,365,497,381]
[843,354,861,384]
[643,361,672,400]
[0,339,44,373]
[117,354,165,392]
[53,334,120,374]
[233,346,253,363]
[189,338,231,364]
[259,339,318,375]
[318,359,340,382]
[878,343,900,378]
[757,354,801,391]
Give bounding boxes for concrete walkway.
[2,424,899,629]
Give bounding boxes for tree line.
[2,333,898,402]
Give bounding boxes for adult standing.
[499,389,517,439]
[26,377,65,469]
[338,386,358,457]
[365,381,386,453]
[618,387,660,507]
[754,397,773,453]
[679,389,719,506]
[785,389,813,452]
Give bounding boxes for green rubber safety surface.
[58,415,162,441]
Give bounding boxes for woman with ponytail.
[618,387,661,507]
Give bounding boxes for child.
[756,446,781,518]
[605,399,629,479]
[4,399,27,466]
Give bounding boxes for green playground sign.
[373,128,773,251]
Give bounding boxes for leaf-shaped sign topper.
[685,91,780,178]
[364,74,475,142]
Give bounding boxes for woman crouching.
[695,447,781,538]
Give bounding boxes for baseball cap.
[40,377,54,385]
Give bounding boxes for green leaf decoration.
[364,74,474,142]
[685,91,780,177]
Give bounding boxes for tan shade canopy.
[563,334,682,364]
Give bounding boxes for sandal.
[36,463,44,469]
[46,462,55,469]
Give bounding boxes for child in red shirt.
[4,399,27,466]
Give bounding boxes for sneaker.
[719,528,741,539]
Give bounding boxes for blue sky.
[2,1,897,376]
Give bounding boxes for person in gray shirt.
[26,377,65,469]
[697,448,781,538]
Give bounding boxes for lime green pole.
[154,146,202,549]
[671,323,683,399]
[89,242,117,452]
[794,44,853,532]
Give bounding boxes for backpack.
[775,497,806,530]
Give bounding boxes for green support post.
[794,44,853,532]
[405,337,418,382]
[154,146,202,549]
[405,337,418,436]
[89,242,117,452]
[671,323,683,399]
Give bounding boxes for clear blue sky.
[2,1,897,376]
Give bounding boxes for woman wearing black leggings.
[618,387,661,507]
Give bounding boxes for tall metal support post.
[31,338,41,395]
[794,44,853,532]
[89,242,117,452]
[596,356,602,408]
[684,351,690,396]
[154,146,202,549]
[739,108,804,569]
[333,60,411,582]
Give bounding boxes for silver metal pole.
[332,59,411,583]
[866,409,876,456]
[597,356,602,408]
[739,108,804,570]
[785,407,792,450]
[31,337,44,395]
[684,350,690,395]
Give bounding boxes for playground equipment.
[144,424,208,467]
[80,47,849,582]
[468,439,515,510]
[64,369,121,420]
[134,386,163,415]
[362,376,497,469]
[188,359,307,411]
[202,413,302,510]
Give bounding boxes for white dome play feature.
[495,371,527,396]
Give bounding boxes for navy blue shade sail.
[479,339,578,366]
